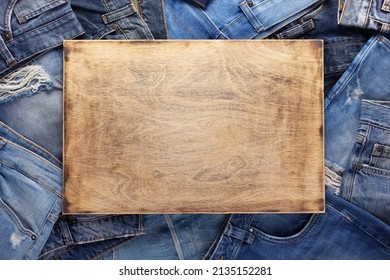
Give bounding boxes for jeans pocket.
[14,0,68,24]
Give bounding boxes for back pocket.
[14,0,68,24]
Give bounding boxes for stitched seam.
[0,159,61,197]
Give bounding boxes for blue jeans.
[164,0,323,39]
[325,33,390,226]
[39,0,170,260]
[97,214,227,260]
[206,191,390,260]
[0,121,62,260]
[338,0,390,33]
[0,0,84,79]
[267,0,374,95]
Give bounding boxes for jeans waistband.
[0,121,61,168]
[219,0,323,39]
[0,136,62,197]
[338,0,390,33]
[0,0,84,79]
[360,100,390,129]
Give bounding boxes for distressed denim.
[0,0,84,79]
[338,0,390,33]
[38,0,171,260]
[267,0,374,95]
[325,34,390,226]
[0,121,62,260]
[206,191,390,260]
[98,214,227,260]
[164,0,324,39]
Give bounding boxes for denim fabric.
[98,214,227,260]
[0,0,84,79]
[0,121,62,260]
[325,34,390,226]
[338,0,390,33]
[0,48,63,160]
[206,191,390,260]
[38,215,144,260]
[71,0,154,39]
[267,0,374,95]
[164,0,324,39]
[134,0,168,39]
[37,0,169,260]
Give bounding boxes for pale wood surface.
[63,40,324,214]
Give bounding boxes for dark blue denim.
[206,191,390,260]
[267,0,374,95]
[0,0,84,79]
[70,0,164,40]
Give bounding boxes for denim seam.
[301,0,326,21]
[327,203,390,250]
[359,164,390,177]
[198,7,225,38]
[326,35,378,104]
[202,214,232,260]
[15,0,67,23]
[364,0,374,27]
[4,0,18,33]
[253,3,326,40]
[344,125,370,201]
[360,119,390,131]
[251,214,320,244]
[165,214,185,260]
[38,231,145,259]
[8,12,80,42]
[25,196,61,259]
[5,140,61,171]
[0,159,61,197]
[0,196,37,237]
[159,0,169,39]
[368,17,390,26]
[65,214,136,224]
[90,236,140,260]
[0,122,61,166]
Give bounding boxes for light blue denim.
[164,0,324,39]
[325,33,390,226]
[0,121,62,260]
[338,0,390,33]
[0,0,84,79]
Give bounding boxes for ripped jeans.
[325,34,390,226]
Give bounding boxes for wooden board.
[63,40,324,214]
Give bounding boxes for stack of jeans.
[1,0,389,260]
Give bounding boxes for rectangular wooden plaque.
[63,40,324,214]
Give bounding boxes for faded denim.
[206,191,390,260]
[338,0,390,33]
[0,0,84,79]
[0,121,62,260]
[164,0,324,39]
[267,0,374,95]
[325,34,390,226]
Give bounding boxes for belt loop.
[224,222,255,245]
[102,3,137,24]
[239,1,264,32]
[59,218,74,245]
[0,35,18,67]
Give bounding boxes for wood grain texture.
[63,40,324,214]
